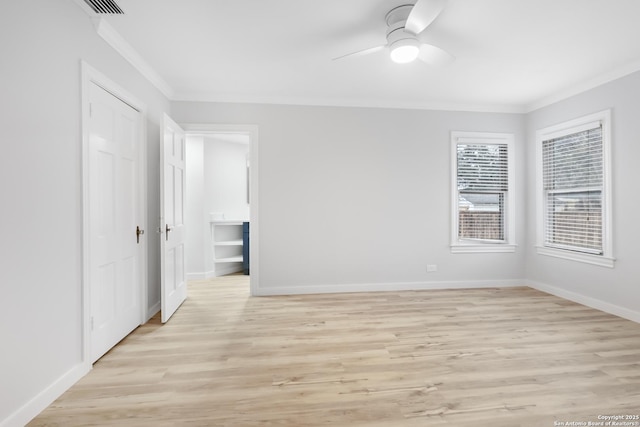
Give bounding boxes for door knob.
[165,224,173,241]
[136,226,145,244]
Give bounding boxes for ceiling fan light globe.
[390,43,419,64]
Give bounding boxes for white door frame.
[80,61,148,366]
[181,123,259,296]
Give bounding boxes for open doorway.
[182,124,258,295]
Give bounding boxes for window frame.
[535,109,614,268]
[450,131,516,253]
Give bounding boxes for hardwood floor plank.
[29,276,640,426]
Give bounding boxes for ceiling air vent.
[83,0,124,14]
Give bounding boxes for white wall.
[0,0,169,425]
[185,135,249,278]
[172,103,527,294]
[203,136,250,222]
[185,137,205,276]
[525,71,640,321]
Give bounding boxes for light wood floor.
[30,276,640,426]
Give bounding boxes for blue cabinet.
[242,222,250,275]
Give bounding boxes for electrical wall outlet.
[427,264,438,272]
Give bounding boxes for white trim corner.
[91,18,174,99]
[535,246,615,268]
[0,363,89,427]
[451,244,517,254]
[528,280,640,324]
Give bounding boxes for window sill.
[536,246,615,268]
[451,244,516,254]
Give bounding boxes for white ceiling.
[96,0,640,113]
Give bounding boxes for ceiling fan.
[334,0,454,65]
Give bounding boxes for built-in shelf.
[210,220,247,269]
[215,240,243,247]
[215,255,243,263]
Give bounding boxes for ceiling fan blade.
[405,0,447,35]
[332,45,386,61]
[418,43,455,66]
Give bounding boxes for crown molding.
[91,18,174,99]
[171,91,527,114]
[526,59,640,112]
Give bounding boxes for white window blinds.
[456,143,509,242]
[542,124,603,254]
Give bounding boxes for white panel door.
[89,83,143,362]
[161,114,187,323]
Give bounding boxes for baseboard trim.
[212,265,243,277]
[253,278,640,324]
[187,270,226,281]
[254,279,524,296]
[1,363,89,427]
[146,301,160,322]
[528,280,640,324]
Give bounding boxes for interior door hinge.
[89,103,92,117]
[91,316,94,331]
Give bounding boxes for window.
[536,110,614,267]
[451,132,515,253]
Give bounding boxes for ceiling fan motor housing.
[386,4,419,62]
[385,4,413,26]
[385,4,418,46]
